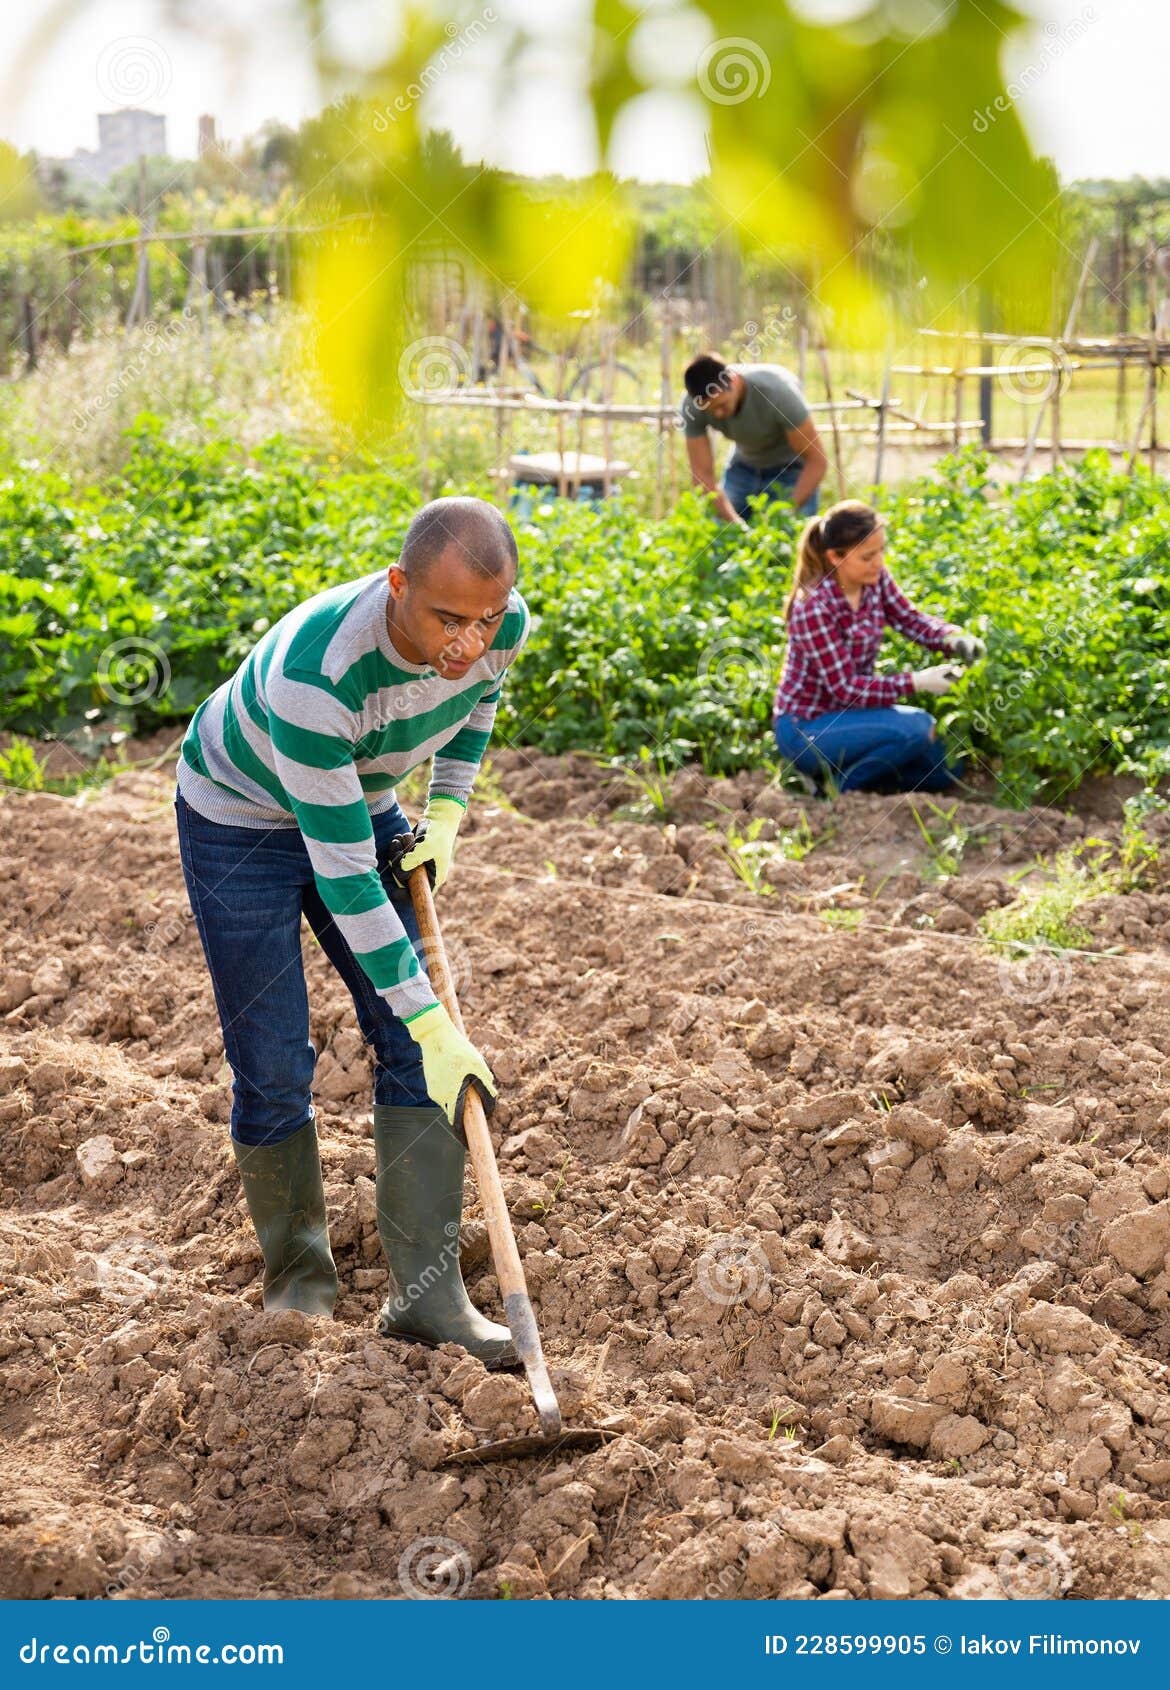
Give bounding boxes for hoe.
[405,863,612,1466]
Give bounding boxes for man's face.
[388,545,514,679]
[695,369,739,421]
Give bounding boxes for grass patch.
[980,848,1119,952]
[910,799,970,881]
[820,907,866,930]
[0,733,127,795]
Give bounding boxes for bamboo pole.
[470,280,484,386]
[655,308,670,518]
[873,345,891,487]
[602,325,616,499]
[420,384,433,501]
[406,390,965,436]
[1125,379,1154,477]
[667,306,680,507]
[409,398,980,443]
[1048,271,1063,469]
[125,182,153,336]
[1147,244,1159,475]
[1018,241,1096,480]
[1115,205,1130,438]
[495,299,515,498]
[498,297,512,386]
[894,361,1090,379]
[504,307,515,487]
[57,211,375,261]
[814,324,844,500]
[555,347,568,499]
[65,255,79,350]
[1063,236,1099,341]
[574,321,587,481]
[1049,368,1061,470]
[1018,372,1051,478]
[978,289,994,448]
[21,288,38,373]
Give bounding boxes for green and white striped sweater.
[177,568,531,1018]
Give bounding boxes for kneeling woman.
[773,500,982,794]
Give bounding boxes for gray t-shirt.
[679,363,810,471]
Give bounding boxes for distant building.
[43,108,167,186]
[96,109,166,177]
[198,114,218,157]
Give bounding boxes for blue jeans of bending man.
[773,706,962,795]
[174,787,431,1147]
[722,456,820,521]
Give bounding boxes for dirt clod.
[2,751,1169,1599]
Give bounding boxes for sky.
[1,0,1165,184]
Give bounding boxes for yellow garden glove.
[398,796,464,891]
[404,1002,497,1128]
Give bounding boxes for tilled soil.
[2,749,1169,1601]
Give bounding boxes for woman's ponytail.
[783,500,881,621]
[784,516,829,621]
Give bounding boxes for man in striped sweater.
[175,496,530,1368]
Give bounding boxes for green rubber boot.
[374,1103,518,1371]
[232,1117,338,1317]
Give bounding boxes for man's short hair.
[684,353,733,406]
[398,496,518,586]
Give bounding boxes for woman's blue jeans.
[723,457,819,521]
[174,788,432,1146]
[773,706,962,794]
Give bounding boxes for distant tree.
[256,123,298,194]
[106,155,196,216]
[0,140,44,220]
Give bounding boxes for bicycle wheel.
[565,361,642,405]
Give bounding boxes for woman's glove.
[405,1002,497,1127]
[946,630,987,666]
[911,664,961,697]
[397,796,464,891]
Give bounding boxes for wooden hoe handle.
[407,868,562,1438]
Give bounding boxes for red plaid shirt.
[774,569,951,720]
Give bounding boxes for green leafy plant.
[821,908,865,930]
[980,848,1119,953]
[714,816,777,896]
[531,1155,572,1217]
[5,438,1170,810]
[1117,795,1164,890]
[0,736,44,790]
[910,799,969,881]
[612,746,677,821]
[776,812,825,861]
[1109,1490,1142,1545]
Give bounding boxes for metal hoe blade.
[441,1428,615,1467]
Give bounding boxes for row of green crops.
[2,422,1170,804]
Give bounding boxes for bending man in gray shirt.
[680,353,827,526]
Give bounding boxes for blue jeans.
[174,788,432,1146]
[773,706,962,794]
[723,457,819,521]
